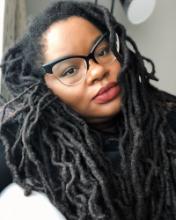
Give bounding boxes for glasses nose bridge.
[85,51,98,70]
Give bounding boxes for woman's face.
[43,16,122,124]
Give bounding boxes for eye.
[95,46,111,57]
[61,66,79,78]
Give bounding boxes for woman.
[0,1,176,220]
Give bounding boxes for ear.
[44,73,55,83]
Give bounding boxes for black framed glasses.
[42,32,120,86]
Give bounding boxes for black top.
[0,111,176,193]
[0,143,12,193]
[0,96,12,193]
[90,110,176,169]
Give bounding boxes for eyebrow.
[43,33,106,67]
[89,34,103,52]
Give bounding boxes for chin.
[100,95,121,113]
[89,96,122,119]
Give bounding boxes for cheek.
[113,60,121,76]
[44,74,88,113]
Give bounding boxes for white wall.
[26,0,176,95]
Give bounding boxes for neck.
[87,114,121,134]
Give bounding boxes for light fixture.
[120,0,157,24]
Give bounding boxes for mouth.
[93,82,121,104]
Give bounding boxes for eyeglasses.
[42,33,119,86]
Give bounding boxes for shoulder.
[0,183,66,220]
[167,110,176,132]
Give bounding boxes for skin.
[43,16,122,130]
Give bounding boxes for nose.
[86,59,109,85]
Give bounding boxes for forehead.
[42,16,103,62]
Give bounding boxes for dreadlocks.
[0,1,176,220]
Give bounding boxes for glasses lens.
[94,39,116,65]
[52,58,87,85]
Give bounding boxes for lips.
[92,81,121,104]
[93,82,118,99]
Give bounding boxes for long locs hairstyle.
[0,1,176,220]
